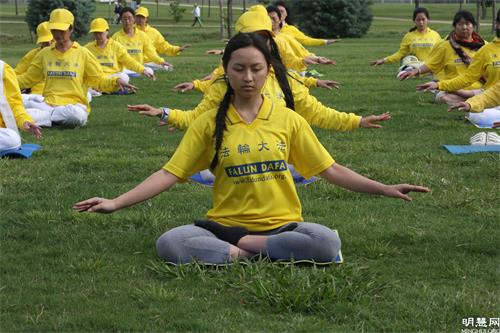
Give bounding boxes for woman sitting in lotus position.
[74,33,429,264]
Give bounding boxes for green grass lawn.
[0,3,499,332]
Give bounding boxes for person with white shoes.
[469,132,500,146]
[449,80,500,128]
[1,60,41,152]
[112,7,172,75]
[85,18,155,94]
[16,9,136,128]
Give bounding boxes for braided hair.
[254,30,295,110]
[210,33,274,170]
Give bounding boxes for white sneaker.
[486,132,500,146]
[88,88,102,97]
[470,132,487,145]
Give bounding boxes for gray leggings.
[156,222,341,264]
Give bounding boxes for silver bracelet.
[160,107,170,122]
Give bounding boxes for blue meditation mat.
[0,143,41,158]
[442,144,500,154]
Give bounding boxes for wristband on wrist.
[160,107,170,122]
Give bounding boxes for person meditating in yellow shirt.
[85,17,155,93]
[370,7,441,79]
[416,10,500,127]
[267,5,336,77]
[399,10,486,105]
[134,6,191,69]
[15,21,53,97]
[112,7,172,75]
[1,60,42,154]
[450,80,500,129]
[274,1,339,47]
[74,32,429,265]
[17,9,136,128]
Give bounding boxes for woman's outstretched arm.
[320,163,429,201]
[73,170,178,213]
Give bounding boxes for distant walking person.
[192,4,202,27]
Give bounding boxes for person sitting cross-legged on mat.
[16,9,136,128]
[74,33,429,265]
[449,79,500,128]
[85,18,155,94]
[0,60,42,152]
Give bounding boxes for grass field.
[0,2,499,332]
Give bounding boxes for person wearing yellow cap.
[112,7,172,74]
[85,17,155,92]
[135,6,191,66]
[186,4,331,88]
[15,21,53,97]
[129,29,388,185]
[234,5,329,73]
[17,8,136,128]
[1,60,42,153]
[129,13,389,134]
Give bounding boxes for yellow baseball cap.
[248,4,267,16]
[89,18,109,33]
[36,21,53,44]
[235,6,274,36]
[48,8,74,31]
[136,7,149,18]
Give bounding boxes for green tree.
[169,1,186,22]
[289,0,373,38]
[25,0,96,40]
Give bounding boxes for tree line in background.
[22,0,497,41]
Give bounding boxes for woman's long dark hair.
[210,33,274,170]
[258,31,295,111]
[409,7,429,32]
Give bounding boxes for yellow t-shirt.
[168,70,361,131]
[274,35,307,72]
[467,80,500,112]
[281,23,326,47]
[112,28,164,65]
[15,47,45,94]
[163,96,335,231]
[16,42,119,112]
[438,38,500,91]
[278,32,314,59]
[139,24,181,61]
[1,61,33,129]
[384,28,442,64]
[84,39,145,75]
[425,39,483,90]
